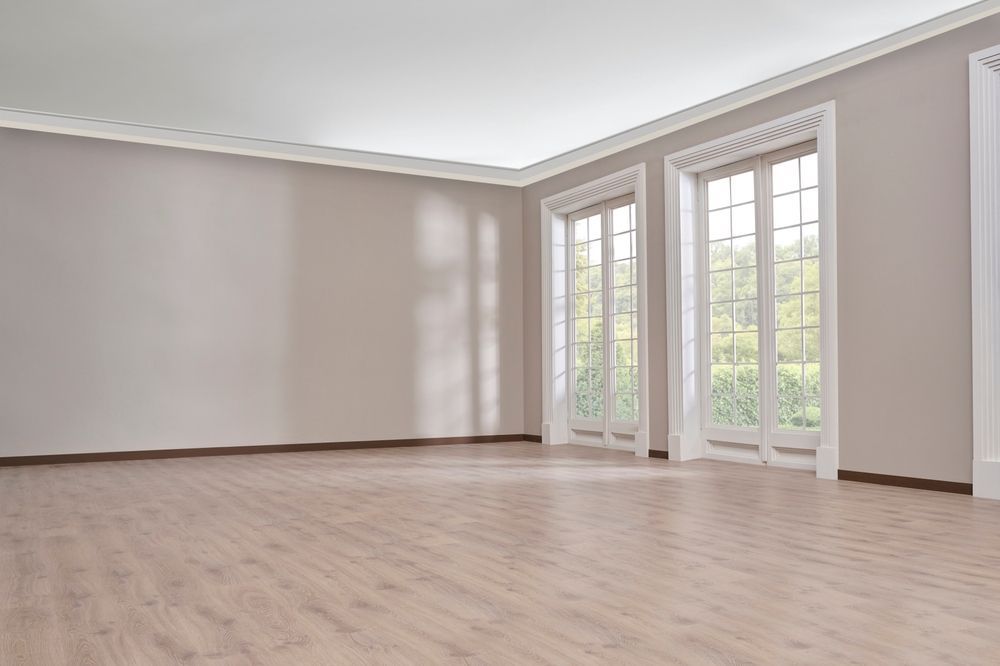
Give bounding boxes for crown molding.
[2,1,998,187]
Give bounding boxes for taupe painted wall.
[0,129,523,456]
[523,15,1000,483]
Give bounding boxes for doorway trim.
[664,102,839,478]
[971,44,1000,499]
[540,164,649,456]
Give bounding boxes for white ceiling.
[0,1,989,171]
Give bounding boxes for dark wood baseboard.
[838,469,972,495]
[523,434,543,443]
[0,434,540,467]
[648,450,669,459]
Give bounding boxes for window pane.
[801,187,819,222]
[709,240,732,270]
[708,178,730,209]
[615,367,631,395]
[802,223,819,257]
[772,158,799,195]
[773,192,801,228]
[804,396,821,430]
[731,203,755,237]
[774,226,801,261]
[734,332,758,363]
[589,292,603,317]
[775,295,802,329]
[711,333,734,364]
[803,258,820,292]
[804,363,821,395]
[575,319,590,343]
[734,300,758,331]
[731,171,755,205]
[711,393,734,424]
[776,329,803,362]
[588,239,602,266]
[774,261,801,295]
[589,265,603,291]
[712,364,735,394]
[615,393,634,421]
[803,328,820,361]
[708,209,731,240]
[613,260,631,287]
[732,235,756,268]
[613,287,631,314]
[710,271,733,302]
[800,153,818,188]
[735,393,760,427]
[615,340,632,366]
[803,293,821,326]
[733,267,757,300]
[711,303,734,332]
[575,294,589,317]
[588,215,601,241]
[778,394,804,429]
[735,364,760,395]
[613,232,631,261]
[612,205,630,234]
[776,363,803,395]
[575,219,589,243]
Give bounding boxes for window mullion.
[757,156,777,461]
[602,201,613,445]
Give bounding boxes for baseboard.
[838,469,972,495]
[523,434,543,443]
[648,450,669,459]
[0,434,539,467]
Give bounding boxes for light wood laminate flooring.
[2,442,1000,664]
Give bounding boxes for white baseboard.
[974,460,1000,500]
[634,431,649,458]
[667,433,703,461]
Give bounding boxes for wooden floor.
[3,442,1000,664]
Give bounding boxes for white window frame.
[541,164,649,457]
[971,44,1000,499]
[696,143,822,467]
[665,103,839,479]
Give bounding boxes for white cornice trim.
[971,42,1000,500]
[2,1,998,187]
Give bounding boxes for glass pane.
[731,171,755,205]
[590,343,604,368]
[708,209,731,240]
[735,364,760,395]
[615,340,632,366]
[803,258,820,292]
[734,300,758,331]
[732,267,757,300]
[734,332,758,363]
[735,393,760,427]
[575,267,588,293]
[613,287,631,314]
[804,395,821,430]
[575,294,589,317]
[588,239,602,266]
[801,187,819,222]
[776,363,802,396]
[774,226,801,261]
[613,260,631,287]
[802,223,819,257]
[804,328,821,361]
[775,295,802,329]
[613,232,631,261]
[589,292,603,317]
[711,303,734,332]
[803,293,821,326]
[711,333,734,364]
[804,363,821,395]
[574,343,588,367]
[710,271,733,302]
[772,158,799,195]
[615,393,634,421]
[711,364,734,394]
[575,376,590,417]
[774,261,802,295]
[614,314,631,341]
[776,329,803,362]
[731,203,755,237]
[778,394,804,429]
[800,153,818,188]
[712,393,734,425]
[575,319,589,343]
[772,192,801,228]
[612,205,630,234]
[588,215,601,241]
[615,367,631,394]
[708,177,730,209]
[575,219,588,243]
[575,244,588,269]
[732,235,756,268]
[709,240,732,270]
[589,265,602,291]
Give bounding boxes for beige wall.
[523,15,1000,483]
[0,129,524,456]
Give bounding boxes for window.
[569,194,640,449]
[699,142,820,460]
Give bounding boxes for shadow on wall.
[280,165,518,444]
[0,129,522,456]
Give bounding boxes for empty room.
[3,1,1000,663]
